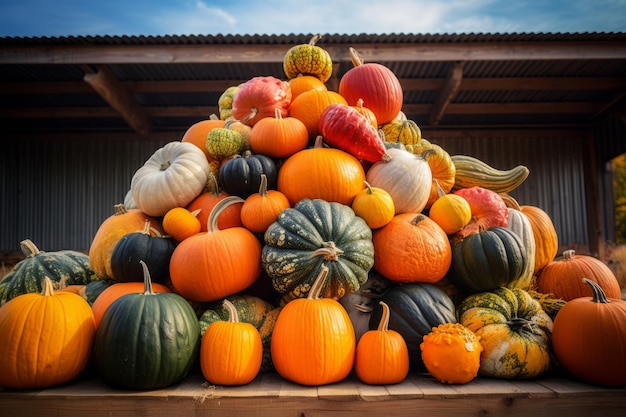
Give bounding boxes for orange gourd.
[277,136,366,206]
[91,280,171,328]
[420,322,483,384]
[0,277,96,389]
[351,98,378,130]
[355,301,409,385]
[373,213,452,284]
[520,204,559,275]
[200,299,263,386]
[240,174,290,233]
[351,180,395,229]
[89,204,163,280]
[271,266,356,386]
[537,249,622,301]
[181,114,225,161]
[288,89,347,140]
[552,278,626,387]
[170,196,262,302]
[249,108,309,158]
[162,207,202,241]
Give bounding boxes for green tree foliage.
[613,154,626,244]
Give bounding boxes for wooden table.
[1,370,625,417]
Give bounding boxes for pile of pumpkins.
[1,35,625,391]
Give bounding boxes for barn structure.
[1,32,626,260]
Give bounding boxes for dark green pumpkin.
[449,226,528,294]
[83,279,116,306]
[369,283,456,371]
[0,239,98,305]
[199,294,279,372]
[262,198,374,305]
[110,221,177,284]
[218,152,277,198]
[92,261,200,390]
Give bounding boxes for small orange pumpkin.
[249,108,309,158]
[162,207,201,241]
[355,301,409,385]
[373,213,452,284]
[240,174,291,233]
[289,74,327,100]
[420,322,482,384]
[170,196,262,302]
[0,277,96,389]
[537,249,622,301]
[288,89,347,140]
[200,299,263,386]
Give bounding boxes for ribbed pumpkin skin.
[110,229,177,284]
[218,153,278,199]
[283,35,333,83]
[262,199,374,304]
[504,208,536,290]
[93,290,200,390]
[288,89,347,139]
[0,239,98,305]
[277,145,365,206]
[0,278,96,389]
[271,289,355,386]
[520,205,559,275]
[457,287,553,379]
[449,227,527,294]
[369,284,456,370]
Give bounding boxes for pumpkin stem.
[349,47,364,67]
[223,299,240,323]
[207,195,245,233]
[310,241,344,261]
[499,193,521,210]
[208,113,220,120]
[507,317,538,335]
[41,276,55,296]
[309,34,322,46]
[308,265,329,300]
[562,249,576,261]
[377,301,391,332]
[410,214,427,226]
[191,208,202,217]
[113,203,128,216]
[434,178,446,199]
[204,172,222,195]
[363,180,374,195]
[19,239,41,258]
[273,108,283,120]
[313,135,325,148]
[257,174,269,197]
[139,260,156,296]
[353,303,374,313]
[583,277,610,304]
[160,161,171,171]
[243,108,258,125]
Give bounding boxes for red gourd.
[319,103,390,163]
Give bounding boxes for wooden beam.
[429,62,464,126]
[84,66,152,136]
[2,40,626,64]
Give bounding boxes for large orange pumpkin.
[170,196,262,302]
[240,174,291,234]
[373,213,452,284]
[186,175,243,232]
[537,249,622,301]
[271,266,355,386]
[277,136,366,206]
[0,277,95,389]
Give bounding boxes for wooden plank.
[429,62,464,126]
[316,378,361,401]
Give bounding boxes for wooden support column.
[84,66,152,136]
[429,62,464,126]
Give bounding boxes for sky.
[0,0,625,37]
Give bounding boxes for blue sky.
[0,0,625,37]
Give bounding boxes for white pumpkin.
[365,147,432,214]
[131,141,211,216]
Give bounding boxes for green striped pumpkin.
[0,239,98,305]
[262,198,374,305]
[283,34,333,83]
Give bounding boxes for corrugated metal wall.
[0,130,591,253]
